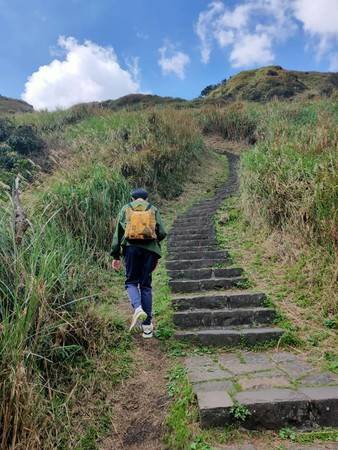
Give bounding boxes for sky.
[1,0,338,110]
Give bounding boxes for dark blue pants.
[124,245,158,325]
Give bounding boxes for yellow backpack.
[124,202,157,240]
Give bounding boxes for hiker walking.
[111,188,167,338]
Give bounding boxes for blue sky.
[1,0,338,109]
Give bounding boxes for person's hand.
[112,259,122,271]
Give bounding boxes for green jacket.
[111,199,167,259]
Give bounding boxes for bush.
[0,118,14,141]
[7,125,45,155]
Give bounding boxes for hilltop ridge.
[2,66,338,116]
[0,95,33,114]
[201,65,338,101]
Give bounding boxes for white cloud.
[293,0,338,62]
[158,42,190,79]
[230,33,274,67]
[195,0,338,70]
[293,0,338,35]
[195,1,224,63]
[22,36,140,111]
[195,0,295,67]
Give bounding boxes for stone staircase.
[167,152,284,348]
[166,150,338,430]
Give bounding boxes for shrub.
[0,118,14,141]
[7,125,45,155]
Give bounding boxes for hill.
[78,93,187,111]
[203,66,338,101]
[0,95,33,114]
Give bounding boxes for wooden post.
[12,176,29,245]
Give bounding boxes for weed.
[279,427,297,441]
[164,365,197,450]
[190,435,213,450]
[229,401,251,422]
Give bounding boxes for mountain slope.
[0,95,33,114]
[204,66,338,101]
[77,93,187,111]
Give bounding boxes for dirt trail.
[99,299,170,450]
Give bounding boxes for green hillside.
[0,95,33,114]
[0,85,337,448]
[89,93,187,110]
[203,65,338,101]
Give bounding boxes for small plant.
[230,401,251,422]
[279,427,297,441]
[190,435,212,450]
[325,352,338,374]
[323,318,338,329]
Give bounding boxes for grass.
[0,96,337,448]
[215,193,337,363]
[206,65,338,101]
[0,105,228,448]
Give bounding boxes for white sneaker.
[142,323,153,339]
[129,306,147,332]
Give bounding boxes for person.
[111,188,167,338]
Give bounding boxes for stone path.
[166,150,338,431]
[167,151,283,347]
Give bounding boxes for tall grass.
[240,101,338,249]
[238,100,338,314]
[199,103,258,143]
[120,110,205,198]
[40,164,130,251]
[0,105,204,447]
[0,201,87,448]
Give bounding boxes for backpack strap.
[145,202,153,211]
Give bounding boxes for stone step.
[169,276,245,293]
[166,258,230,271]
[174,218,213,226]
[170,224,214,231]
[179,212,215,219]
[198,387,338,429]
[172,291,267,310]
[173,307,276,329]
[168,267,243,280]
[169,235,215,242]
[178,206,216,214]
[169,237,216,245]
[168,241,221,250]
[191,351,338,429]
[167,250,229,261]
[169,246,220,255]
[175,326,284,346]
[169,243,219,251]
[169,227,214,234]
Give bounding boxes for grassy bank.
[0,107,206,449]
